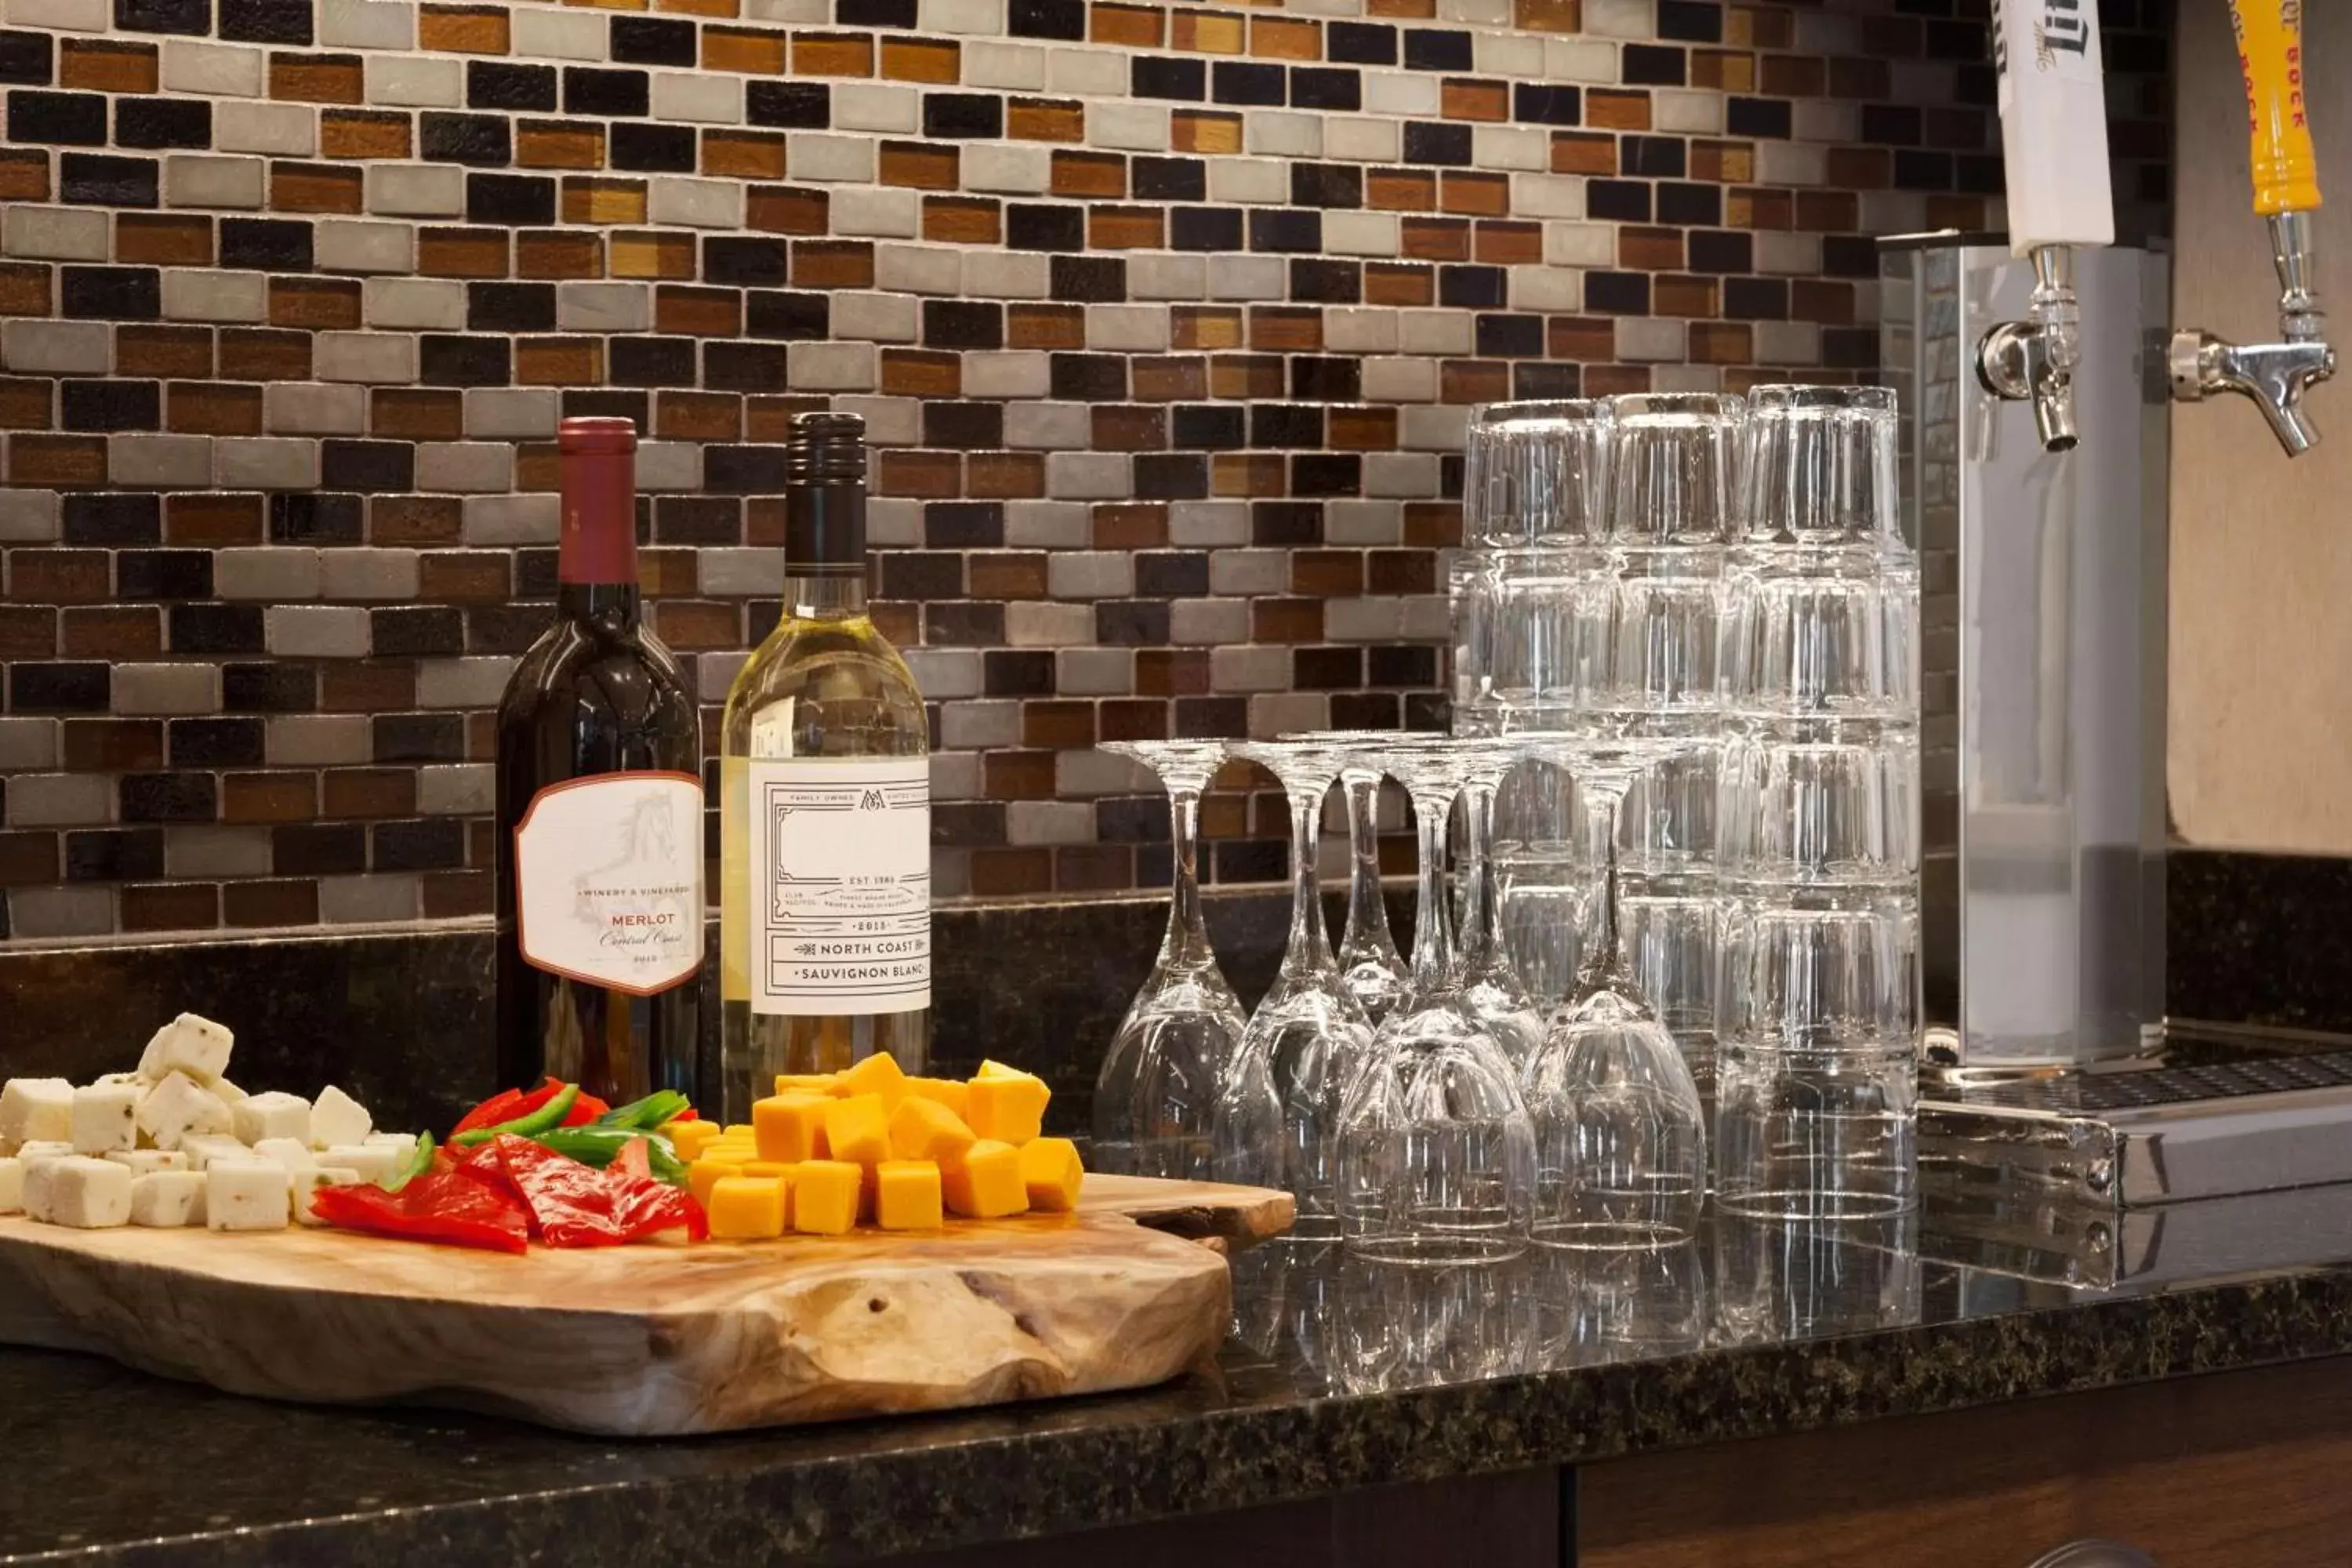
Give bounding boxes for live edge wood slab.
[0,1174,1293,1437]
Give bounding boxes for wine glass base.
[1531,1218,1697,1251]
[1284,1210,1344,1243]
[1715,1185,1918,1221]
[1344,1232,1528,1266]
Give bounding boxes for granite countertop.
[10,1185,2352,1566]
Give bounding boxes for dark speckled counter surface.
[9,1204,2352,1566]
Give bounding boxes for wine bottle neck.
[782,573,869,619]
[558,582,642,627]
[559,445,637,591]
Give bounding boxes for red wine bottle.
[494,417,702,1105]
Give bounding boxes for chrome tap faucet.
[1978,243,2085,452]
[2169,209,2336,456]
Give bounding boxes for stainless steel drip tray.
[1925,1179,2352,1291]
[1921,1033,2352,1206]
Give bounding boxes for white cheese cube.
[364,1130,418,1158]
[205,1160,291,1231]
[291,1167,360,1226]
[321,1143,398,1185]
[135,1013,235,1085]
[212,1077,247,1103]
[20,1159,56,1221]
[251,1137,315,1171]
[230,1091,310,1147]
[69,1082,140,1155]
[129,1170,206,1227]
[308,1084,372,1149]
[46,1156,132,1228]
[104,1149,187,1176]
[0,1156,20,1214]
[179,1134,250,1171]
[15,1140,72,1166]
[94,1071,145,1090]
[136,1071,233,1151]
[0,1079,74,1147]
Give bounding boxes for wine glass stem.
[1341,771,1395,955]
[1160,782,1215,971]
[1408,787,1457,993]
[1458,780,1502,974]
[1575,777,1628,993]
[1280,783,1334,977]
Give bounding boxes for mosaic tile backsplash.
[0,0,2170,938]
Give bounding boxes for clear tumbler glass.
[1463,398,1613,548]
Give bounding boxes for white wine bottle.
[719,412,930,1120]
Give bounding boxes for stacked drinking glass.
[1712,387,1920,1218]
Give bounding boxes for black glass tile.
[467,172,554,225]
[924,502,1001,547]
[1436,263,1503,309]
[418,333,512,387]
[316,439,409,492]
[923,401,1002,449]
[1290,453,1359,497]
[1133,452,1207,500]
[1588,178,1650,221]
[980,649,1049,695]
[704,236,789,286]
[466,604,550,654]
[743,290,827,339]
[1402,27,1471,70]
[1290,358,1358,401]
[1657,180,1719,225]
[113,0,207,31]
[0,29,52,82]
[1584,270,1649,313]
[1369,644,1436,688]
[1290,162,1362,209]
[1290,257,1359,303]
[1095,600,1171,646]
[372,818,466,872]
[1170,205,1241,252]
[60,265,159,320]
[369,606,464,657]
[608,336,696,387]
[746,80,829,128]
[1250,403,1323,448]
[170,717,264,768]
[120,772,218,823]
[469,60,557,111]
[837,0,913,22]
[1250,501,1319,546]
[1329,692,1398,731]
[608,16,696,65]
[1172,404,1244,449]
[1512,83,1580,125]
[1621,43,1684,85]
[222,662,313,711]
[1657,0,1720,40]
[64,493,160,544]
[168,604,262,655]
[1402,121,1471,165]
[923,298,1001,349]
[880,550,961,598]
[1922,17,1984,60]
[1007,0,1083,40]
[1130,155,1203,201]
[1247,208,1320,253]
[1894,148,1954,190]
[419,111,511,165]
[114,97,209,150]
[1326,20,1394,64]
[1688,228,1752,273]
[9,662,107,711]
[1620,134,1683,178]
[563,66,649,117]
[1131,55,1204,101]
[1210,60,1283,107]
[268,492,361,543]
[66,829,163,882]
[608,122,695,172]
[60,151,158,206]
[271,822,365,874]
[1861,103,1922,146]
[465,280,554,332]
[1726,96,1791,138]
[1049,252,1120,299]
[1957,152,2001,194]
[61,379,160,431]
[1512,362,1579,399]
[1007,201,1083,251]
[703,340,789,388]
[1823,326,1877,369]
[705,445,789,492]
[924,92,1004,137]
[1289,67,1358,111]
[1049,353,1124,401]
[219,216,310,270]
[1821,234,1876,278]
[1292,646,1361,691]
[117,548,210,599]
[219,0,307,40]
[1133,552,1207,598]
[7,89,104,145]
[1723,276,1788,321]
[1475,313,1543,358]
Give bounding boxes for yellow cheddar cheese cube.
[688,1152,753,1208]
[941,1139,1027,1219]
[774,1073,839,1096]
[975,1058,1026,1080]
[1018,1136,1083,1213]
[839,1051,908,1111]
[792,1160,862,1235]
[706,1176,787,1240]
[905,1076,971,1120]
[874,1161,942,1230]
[822,1093,891,1167]
[724,1123,755,1141]
[888,1096,976,1164]
[742,1160,796,1179]
[753,1094,831,1164]
[965,1072,1050,1145]
[661,1120,721,1160]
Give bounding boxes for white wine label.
[514,772,705,994]
[746,757,931,1016]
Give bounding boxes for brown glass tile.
[1090,405,1164,449]
[561,175,644,223]
[1551,131,1613,176]
[1795,190,1858,232]
[1091,502,1165,547]
[1239,308,1313,353]
[1022,700,1094,748]
[1089,2,1161,45]
[1289,549,1360,597]
[1440,77,1507,122]
[419,225,510,278]
[1053,844,1133,891]
[1401,499,1459,549]
[269,51,365,103]
[880,348,960,397]
[791,31,873,75]
[270,162,363,213]
[417,871,489,920]
[60,38,158,93]
[1250,15,1317,58]
[1329,406,1398,450]
[1366,0,1432,19]
[1690,321,1753,364]
[922,195,999,245]
[166,381,263,436]
[874,449,961,499]
[118,325,212,378]
[1211,452,1283,496]
[1757,53,1818,97]
[1472,220,1541,267]
[418,4,510,53]
[1690,138,1754,184]
[1007,96,1083,143]
[703,24,786,72]
[319,767,413,816]
[1691,48,1755,92]
[647,391,737,442]
[0,150,49,201]
[169,492,263,544]
[789,238,873,289]
[880,142,958,191]
[419,550,510,599]
[1052,149,1124,198]
[9,435,104,487]
[1367,168,1436,211]
[659,0,739,18]
[1653,274,1716,317]
[11,550,109,603]
[517,228,601,279]
[1135,648,1207,695]
[1097,699,1166,742]
[702,129,787,180]
[1617,224,1682,270]
[747,184,829,234]
[1790,278,1855,325]
[1208,353,1282,400]
[999,302,1075,350]
[743,491,790,535]
[1824,146,1889,191]
[968,847,1051,897]
[114,213,211,268]
[1363,262,1432,307]
[0,607,55,657]
[1399,216,1467,261]
[1171,110,1240,154]
[1725,2,1791,49]
[1437,359,1508,404]
[0,379,49,430]
[1366,548,1434,594]
[371,387,463,438]
[372,495,461,545]
[1925,194,1989,230]
[610,230,698,280]
[1087,205,1163,250]
[519,119,604,170]
[0,832,60,886]
[221,772,317,825]
[321,108,412,160]
[982,750,1054,800]
[966,451,1043,498]
[321,662,417,714]
[122,883,220,933]
[1858,15,1922,56]
[655,284,741,336]
[867,603,917,644]
[651,600,742,648]
[1171,10,1242,53]
[878,35,957,82]
[1512,0,1575,24]
[270,276,361,330]
[1250,597,1321,642]
[1727,186,1793,230]
[1584,88,1650,130]
[0,264,47,318]
[1584,364,1650,396]
[223,879,321,928]
[636,546,698,596]
[516,336,603,384]
[63,718,163,771]
[969,552,1047,599]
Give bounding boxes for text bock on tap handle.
[2230,0,2321,214]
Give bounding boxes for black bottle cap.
[785,410,866,573]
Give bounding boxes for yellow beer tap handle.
[2229,0,2321,214]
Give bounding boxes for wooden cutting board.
[0,1174,1291,1436]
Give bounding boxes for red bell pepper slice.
[310,1171,531,1254]
[490,1134,706,1247]
[560,1091,610,1127]
[452,1077,572,1138]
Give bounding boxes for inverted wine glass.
[1093,740,1258,1181]
[1283,729,1410,1026]
[1226,740,1377,1237]
[1453,736,1548,1067]
[1334,738,1535,1265]
[1515,735,1708,1250]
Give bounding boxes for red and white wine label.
[746,757,931,1016]
[514,772,705,994]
